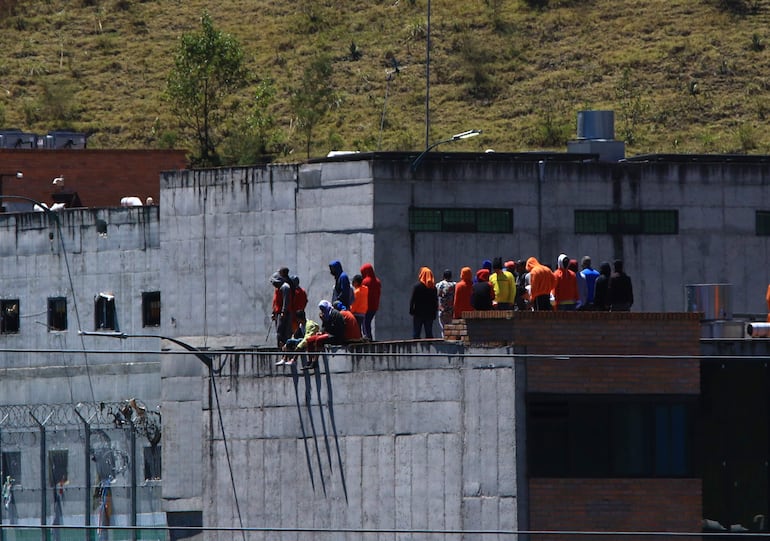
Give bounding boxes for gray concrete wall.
[159,155,770,346]
[201,344,522,539]
[0,207,161,405]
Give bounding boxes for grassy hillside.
[1,0,770,160]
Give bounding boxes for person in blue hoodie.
[329,259,354,309]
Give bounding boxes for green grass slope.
[1,0,770,159]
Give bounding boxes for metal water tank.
[684,283,732,320]
[576,110,615,140]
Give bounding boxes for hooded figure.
[409,267,438,339]
[608,259,634,311]
[360,263,382,340]
[329,260,353,309]
[270,271,293,347]
[593,261,612,311]
[318,299,346,344]
[526,257,556,311]
[453,267,475,318]
[471,268,494,310]
[552,253,579,311]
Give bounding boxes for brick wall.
[530,478,702,536]
[445,311,703,534]
[445,311,701,393]
[0,149,187,208]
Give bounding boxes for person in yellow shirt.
[489,257,516,310]
[351,274,369,338]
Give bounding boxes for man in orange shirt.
[553,253,579,310]
[526,257,556,311]
[351,274,369,338]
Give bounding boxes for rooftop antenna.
[378,56,401,151]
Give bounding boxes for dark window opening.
[94,293,117,331]
[0,299,20,333]
[756,211,770,236]
[409,207,513,233]
[575,210,678,235]
[142,291,161,327]
[47,297,67,331]
[528,394,695,478]
[144,445,162,481]
[2,451,21,485]
[48,450,68,487]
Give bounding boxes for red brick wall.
[444,311,703,534]
[0,149,187,208]
[530,478,702,536]
[446,311,701,394]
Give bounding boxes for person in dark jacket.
[329,260,353,309]
[608,259,634,311]
[471,268,495,310]
[409,267,438,339]
[593,261,612,311]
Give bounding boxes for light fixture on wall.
[0,171,23,212]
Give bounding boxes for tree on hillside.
[221,79,286,165]
[290,55,335,159]
[166,12,247,166]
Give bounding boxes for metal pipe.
[748,322,770,337]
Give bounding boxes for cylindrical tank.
[684,283,732,320]
[748,322,770,338]
[576,110,615,140]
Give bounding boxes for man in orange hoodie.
[453,267,475,319]
[526,257,556,311]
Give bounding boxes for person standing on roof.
[270,269,293,348]
[409,267,438,339]
[580,256,600,310]
[553,254,579,311]
[350,274,369,338]
[489,257,515,310]
[526,257,556,311]
[360,263,381,340]
[608,259,634,311]
[436,269,456,337]
[329,260,354,310]
[453,266,474,319]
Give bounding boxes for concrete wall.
[0,206,161,405]
[159,154,770,346]
[200,343,524,540]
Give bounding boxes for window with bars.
[528,394,695,478]
[48,297,67,331]
[48,450,68,487]
[575,210,678,235]
[409,207,513,233]
[144,445,162,481]
[142,291,161,327]
[756,211,770,236]
[2,451,21,485]
[94,293,117,331]
[1,299,20,334]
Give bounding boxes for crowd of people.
[268,254,635,361]
[270,260,381,369]
[410,255,634,339]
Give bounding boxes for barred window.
[756,211,770,236]
[575,210,678,235]
[48,297,67,331]
[409,208,512,233]
[142,291,161,327]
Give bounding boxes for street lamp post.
[0,171,23,212]
[410,129,482,173]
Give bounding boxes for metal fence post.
[30,412,52,541]
[128,419,137,541]
[74,407,94,541]
[0,413,7,541]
